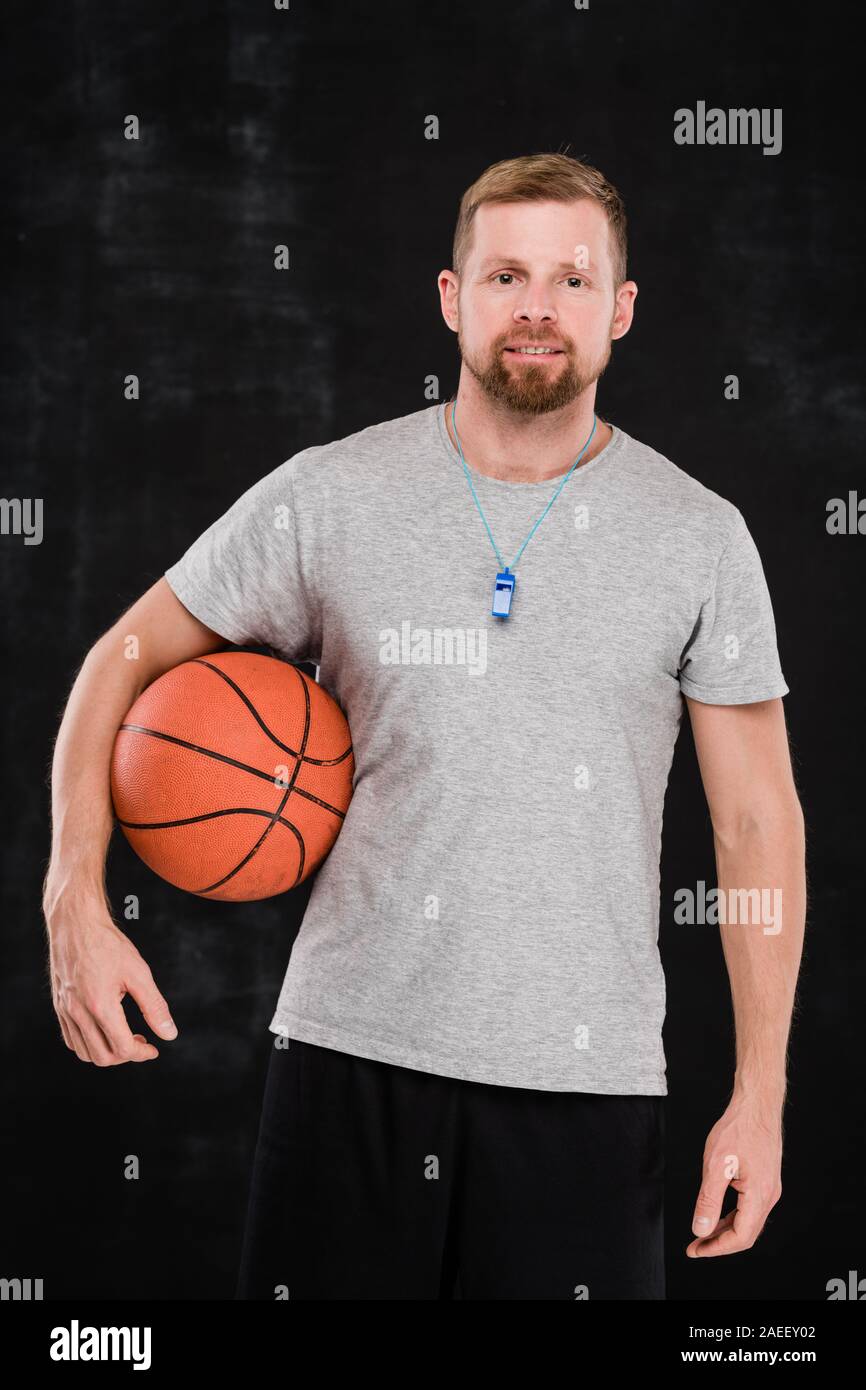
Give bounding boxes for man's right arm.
[42,577,230,1066]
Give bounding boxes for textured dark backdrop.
[1,0,862,1301]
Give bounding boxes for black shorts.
[235,1037,666,1300]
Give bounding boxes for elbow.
[711,797,806,854]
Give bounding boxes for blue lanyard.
[448,398,598,572]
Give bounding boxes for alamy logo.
[49,1320,152,1370]
[826,492,866,534]
[673,880,782,934]
[0,497,43,545]
[826,1270,866,1299]
[674,102,782,156]
[1,1276,43,1299]
[379,622,487,676]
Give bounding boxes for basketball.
[110,651,354,902]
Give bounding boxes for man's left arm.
[683,694,806,1259]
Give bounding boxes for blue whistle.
[492,568,516,619]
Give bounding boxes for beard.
[457,323,612,416]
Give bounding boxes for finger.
[72,1013,118,1067]
[688,1222,758,1258]
[692,1157,731,1238]
[125,967,178,1041]
[96,998,160,1063]
[686,1209,735,1257]
[689,1188,766,1257]
[57,1013,74,1050]
[65,1015,93,1062]
[129,1033,160,1062]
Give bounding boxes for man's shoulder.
[615,422,742,536]
[285,404,438,481]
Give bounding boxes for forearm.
[713,805,807,1111]
[43,634,149,922]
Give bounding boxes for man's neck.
[443,382,613,484]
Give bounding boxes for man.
[43,152,806,1300]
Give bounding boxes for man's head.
[439,153,637,416]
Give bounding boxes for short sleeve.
[678,509,789,704]
[163,452,321,665]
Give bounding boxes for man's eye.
[492,273,585,287]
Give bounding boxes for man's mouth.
[504,346,564,356]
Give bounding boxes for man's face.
[445,198,631,416]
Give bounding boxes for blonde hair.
[452,151,628,289]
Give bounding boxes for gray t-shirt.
[163,402,789,1093]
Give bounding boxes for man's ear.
[611,280,638,342]
[438,269,460,333]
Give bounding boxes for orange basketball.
[110,651,354,901]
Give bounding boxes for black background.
[2,0,862,1302]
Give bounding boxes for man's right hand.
[44,893,178,1065]
[40,578,227,1065]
